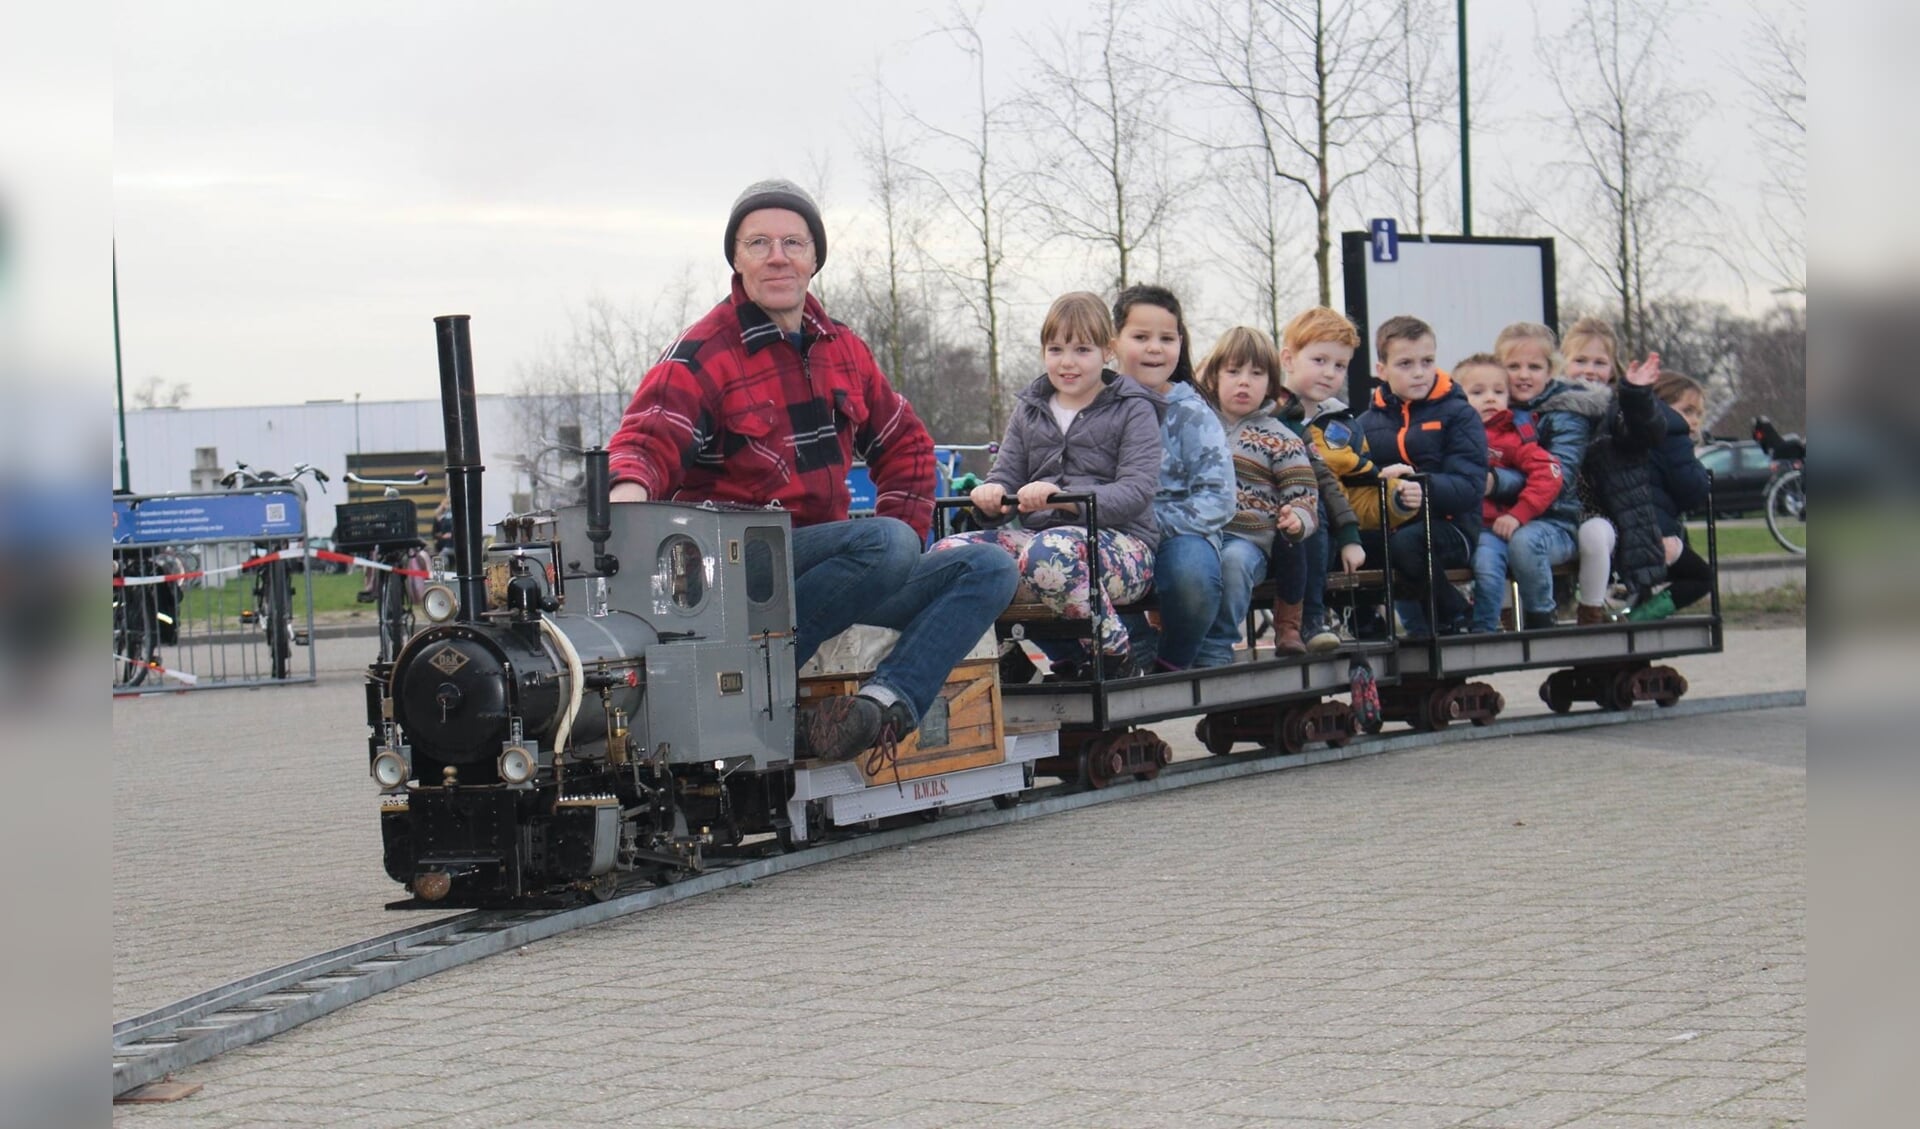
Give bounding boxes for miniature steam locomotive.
[369,317,1042,907]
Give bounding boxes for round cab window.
[658,535,708,611]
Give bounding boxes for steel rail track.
[112,688,1803,1098]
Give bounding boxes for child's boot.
[1626,589,1676,622]
[1272,600,1308,655]
[1575,602,1610,626]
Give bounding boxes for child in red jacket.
[1459,354,1564,632]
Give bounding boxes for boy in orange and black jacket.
[1354,315,1489,636]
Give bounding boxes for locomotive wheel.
[1541,676,1573,714]
[585,873,620,902]
[992,792,1021,810]
[1081,740,1122,789]
[1426,688,1455,732]
[1599,670,1636,712]
[1195,716,1236,757]
[1278,709,1309,755]
[1324,705,1355,748]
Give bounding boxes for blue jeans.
[1151,533,1222,669]
[1266,502,1328,634]
[1361,520,1473,635]
[1472,532,1511,632]
[1506,519,1577,618]
[793,518,1018,726]
[1196,535,1268,667]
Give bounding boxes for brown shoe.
[1272,600,1308,656]
[799,693,884,762]
[1576,603,1610,626]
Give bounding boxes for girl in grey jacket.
[931,292,1165,665]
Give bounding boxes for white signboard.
[1340,233,1556,399]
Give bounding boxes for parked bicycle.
[341,471,433,663]
[1751,417,1806,556]
[220,461,329,679]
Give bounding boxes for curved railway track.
[113,688,1803,1099]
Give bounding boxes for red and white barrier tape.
[114,545,449,587]
[112,655,201,686]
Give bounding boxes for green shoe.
[1626,589,1676,622]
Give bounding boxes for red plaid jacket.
[608,277,937,538]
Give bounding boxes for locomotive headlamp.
[498,744,536,784]
[371,750,409,790]
[421,583,458,624]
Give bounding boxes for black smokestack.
[434,315,487,622]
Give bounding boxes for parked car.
[1692,440,1776,517]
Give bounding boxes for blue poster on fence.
[111,491,306,546]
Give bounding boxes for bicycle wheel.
[113,590,156,688]
[1765,468,1806,555]
[267,560,294,679]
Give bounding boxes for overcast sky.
[112,0,1798,410]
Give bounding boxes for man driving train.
[607,178,1017,764]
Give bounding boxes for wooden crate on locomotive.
[798,656,1005,785]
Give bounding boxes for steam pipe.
[434,315,488,622]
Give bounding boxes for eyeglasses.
[736,235,815,261]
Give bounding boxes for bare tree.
[897,3,1026,439]
[1530,0,1722,357]
[1015,0,1189,296]
[131,376,191,409]
[509,281,699,507]
[1747,0,1804,297]
[1200,145,1303,340]
[1380,0,1455,233]
[850,70,929,394]
[1181,0,1404,306]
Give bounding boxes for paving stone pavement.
[114,630,1804,1127]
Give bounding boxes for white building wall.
[115,395,617,541]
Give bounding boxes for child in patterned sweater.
[1192,327,1319,665]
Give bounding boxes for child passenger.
[1276,307,1413,650]
[1110,285,1236,670]
[931,292,1163,673]
[1493,321,1613,625]
[1457,355,1563,632]
[1523,315,1669,622]
[1191,328,1319,666]
[1645,372,1715,616]
[1356,316,1489,635]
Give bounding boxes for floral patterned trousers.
[929,526,1154,656]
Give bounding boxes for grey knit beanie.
[723,178,827,270]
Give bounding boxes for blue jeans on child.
[1502,519,1577,620]
[795,518,1017,727]
[1267,501,1329,634]
[1195,534,1269,667]
[1361,520,1474,636]
[1149,533,1222,669]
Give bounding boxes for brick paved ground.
[114,630,1804,1127]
